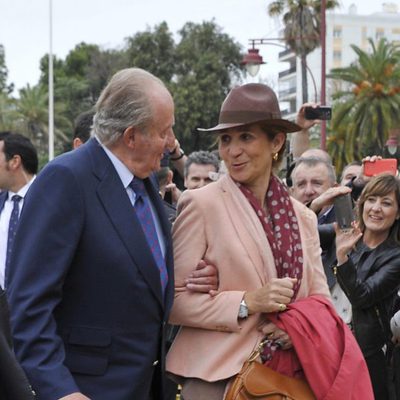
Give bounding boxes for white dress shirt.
[0,176,36,288]
[97,138,166,257]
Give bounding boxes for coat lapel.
[219,176,276,284]
[87,139,165,307]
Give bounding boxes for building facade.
[278,3,400,117]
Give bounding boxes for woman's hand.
[259,321,293,350]
[334,222,363,265]
[244,277,297,314]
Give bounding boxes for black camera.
[304,106,332,120]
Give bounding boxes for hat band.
[219,110,282,124]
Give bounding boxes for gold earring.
[273,153,278,161]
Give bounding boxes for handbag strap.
[248,340,269,362]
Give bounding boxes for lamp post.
[320,0,327,150]
[48,0,54,161]
[242,38,318,104]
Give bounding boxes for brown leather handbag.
[225,340,315,400]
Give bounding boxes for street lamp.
[241,38,318,103]
[241,47,265,77]
[386,135,398,156]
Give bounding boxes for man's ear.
[123,126,137,149]
[8,155,22,171]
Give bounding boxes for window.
[376,28,385,40]
[333,26,342,38]
[333,50,342,61]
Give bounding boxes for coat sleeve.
[169,190,244,333]
[7,164,84,400]
[336,253,400,309]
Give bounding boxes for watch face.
[239,303,248,318]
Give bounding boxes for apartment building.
[279,2,400,117]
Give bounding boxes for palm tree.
[267,0,338,103]
[0,92,16,131]
[328,38,400,164]
[13,84,71,157]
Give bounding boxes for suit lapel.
[87,139,164,307]
[0,192,7,213]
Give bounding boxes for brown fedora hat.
[198,83,301,133]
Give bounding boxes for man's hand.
[309,185,351,214]
[164,183,182,204]
[184,260,219,295]
[296,102,320,130]
[59,393,91,400]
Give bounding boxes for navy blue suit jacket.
[7,138,174,400]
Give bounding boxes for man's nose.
[304,184,315,195]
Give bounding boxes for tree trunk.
[301,54,308,104]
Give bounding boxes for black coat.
[335,240,400,357]
[0,288,35,399]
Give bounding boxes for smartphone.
[334,193,354,231]
[304,106,332,120]
[364,158,398,177]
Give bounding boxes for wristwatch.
[238,299,249,319]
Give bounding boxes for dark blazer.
[0,288,35,400]
[7,138,174,400]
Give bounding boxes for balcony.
[278,48,295,61]
[278,86,297,99]
[279,66,296,79]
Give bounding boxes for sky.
[0,0,393,92]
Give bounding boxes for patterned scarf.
[237,175,303,361]
[237,175,303,291]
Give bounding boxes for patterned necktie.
[6,195,22,280]
[130,177,168,295]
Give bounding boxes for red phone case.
[364,159,398,177]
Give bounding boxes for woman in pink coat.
[166,83,373,400]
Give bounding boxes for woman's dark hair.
[357,174,400,244]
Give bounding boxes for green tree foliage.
[171,20,243,152]
[0,44,13,94]
[5,20,242,158]
[328,38,400,168]
[267,0,338,103]
[12,84,71,159]
[125,22,176,82]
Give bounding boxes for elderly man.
[7,68,209,400]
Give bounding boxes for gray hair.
[184,150,220,178]
[93,68,167,145]
[292,156,336,185]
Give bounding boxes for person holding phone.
[334,173,400,399]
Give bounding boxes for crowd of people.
[0,67,399,399]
